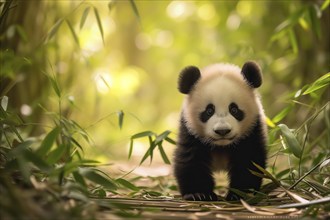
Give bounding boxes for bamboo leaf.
[143,190,162,197]
[165,137,176,145]
[17,155,30,182]
[15,25,28,42]
[139,145,152,165]
[1,96,8,111]
[73,171,87,187]
[77,159,101,169]
[319,158,330,170]
[285,190,309,203]
[48,74,61,98]
[298,17,309,30]
[241,199,274,216]
[93,7,104,45]
[80,6,90,29]
[94,188,106,198]
[129,0,141,22]
[128,139,134,159]
[147,136,154,163]
[155,130,171,145]
[7,141,33,160]
[99,75,111,90]
[277,197,330,209]
[69,136,84,152]
[80,168,117,190]
[249,169,267,179]
[71,120,91,143]
[289,156,330,189]
[139,140,157,165]
[129,131,154,160]
[303,73,330,95]
[288,29,298,54]
[274,7,305,33]
[253,162,282,187]
[308,5,322,39]
[36,126,60,156]
[265,116,276,128]
[305,179,330,194]
[116,178,140,191]
[131,131,154,139]
[117,110,124,130]
[23,150,52,172]
[66,19,80,47]
[241,199,297,215]
[258,206,297,215]
[278,124,301,158]
[275,168,291,179]
[46,18,63,42]
[272,105,293,123]
[321,0,330,11]
[56,161,80,176]
[47,143,66,164]
[228,188,250,200]
[52,79,61,98]
[158,142,171,165]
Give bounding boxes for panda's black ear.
[178,66,201,94]
[241,61,262,88]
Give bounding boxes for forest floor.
[94,197,304,220]
[92,163,329,220]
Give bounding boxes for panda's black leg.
[226,166,262,201]
[174,160,218,201]
[226,157,265,201]
[174,144,218,201]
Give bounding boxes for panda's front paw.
[183,192,218,201]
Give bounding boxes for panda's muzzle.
[214,129,231,136]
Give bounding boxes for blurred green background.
[1,0,329,163]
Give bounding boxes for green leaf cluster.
[0,94,140,219]
[129,130,175,165]
[265,72,330,208]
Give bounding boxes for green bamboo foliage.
[129,130,174,165]
[0,0,329,219]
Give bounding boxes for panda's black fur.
[174,61,267,201]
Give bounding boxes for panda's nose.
[214,129,231,136]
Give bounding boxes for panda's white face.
[183,64,262,146]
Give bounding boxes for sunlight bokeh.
[2,0,329,165]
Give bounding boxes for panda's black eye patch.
[229,103,244,121]
[200,104,215,123]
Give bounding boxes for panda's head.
[178,61,263,146]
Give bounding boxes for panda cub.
[174,61,267,201]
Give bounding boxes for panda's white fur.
[182,63,266,147]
